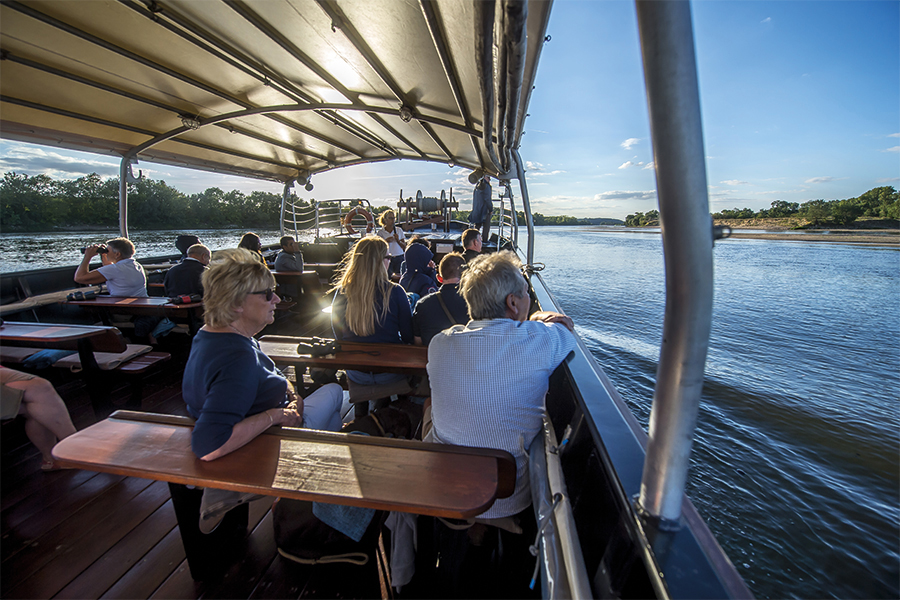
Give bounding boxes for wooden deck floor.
[1,311,400,599]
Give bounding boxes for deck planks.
[54,498,180,599]
[1,319,397,600]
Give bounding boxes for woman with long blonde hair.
[330,237,413,396]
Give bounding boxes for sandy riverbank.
[723,230,899,246]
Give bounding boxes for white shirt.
[426,318,576,518]
[376,227,407,257]
[97,257,148,297]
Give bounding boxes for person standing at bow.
[375,210,407,277]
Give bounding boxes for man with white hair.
[425,250,575,597]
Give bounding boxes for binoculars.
[297,337,341,357]
[80,245,109,254]
[67,290,99,301]
[169,294,202,305]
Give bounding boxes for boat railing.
[281,198,374,241]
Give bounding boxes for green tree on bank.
[709,186,898,227]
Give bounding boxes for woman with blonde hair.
[331,237,413,406]
[183,249,343,531]
[375,209,406,276]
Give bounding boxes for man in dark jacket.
[413,253,469,346]
[163,244,210,297]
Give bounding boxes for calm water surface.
[1,226,898,598]
[533,227,899,600]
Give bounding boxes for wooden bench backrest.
[53,410,516,518]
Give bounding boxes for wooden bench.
[53,410,515,579]
[0,322,170,416]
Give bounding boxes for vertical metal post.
[118,156,141,239]
[281,180,293,237]
[512,149,534,264]
[635,0,714,525]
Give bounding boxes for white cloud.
[805,176,837,184]
[888,133,900,138]
[620,138,640,150]
[721,180,749,186]
[618,161,634,169]
[876,177,900,183]
[525,161,545,171]
[885,146,900,153]
[594,190,657,201]
[527,170,564,177]
[642,162,655,170]
[0,144,120,179]
[761,17,772,24]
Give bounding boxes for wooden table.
[0,321,158,415]
[66,295,203,334]
[0,321,124,351]
[259,336,428,374]
[53,410,514,518]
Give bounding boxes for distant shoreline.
[577,225,900,247]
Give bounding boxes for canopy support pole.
[512,149,534,264]
[118,157,142,239]
[635,0,714,527]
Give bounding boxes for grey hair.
[458,251,527,320]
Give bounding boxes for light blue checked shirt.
[426,318,576,518]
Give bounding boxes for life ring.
[343,206,375,235]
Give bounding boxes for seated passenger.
[74,237,161,341]
[274,235,304,298]
[461,228,482,263]
[330,237,413,410]
[1,366,77,471]
[412,253,469,346]
[175,234,201,260]
[399,242,439,300]
[74,237,148,297]
[274,236,304,272]
[425,251,575,598]
[238,232,267,265]
[163,243,210,297]
[183,249,343,532]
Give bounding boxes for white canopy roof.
[0,0,552,184]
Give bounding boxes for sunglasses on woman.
[249,288,276,301]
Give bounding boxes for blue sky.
[1,0,897,221]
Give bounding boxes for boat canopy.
[0,0,552,184]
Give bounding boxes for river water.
[1,226,898,599]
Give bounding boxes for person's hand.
[275,406,304,428]
[529,311,574,331]
[83,244,101,259]
[427,260,437,270]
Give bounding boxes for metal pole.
[511,149,534,264]
[118,157,141,238]
[635,0,714,526]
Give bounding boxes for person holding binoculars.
[74,237,161,341]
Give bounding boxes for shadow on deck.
[1,310,398,599]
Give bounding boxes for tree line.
[0,171,620,231]
[625,187,898,228]
[0,172,304,231]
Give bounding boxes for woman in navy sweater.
[183,249,343,532]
